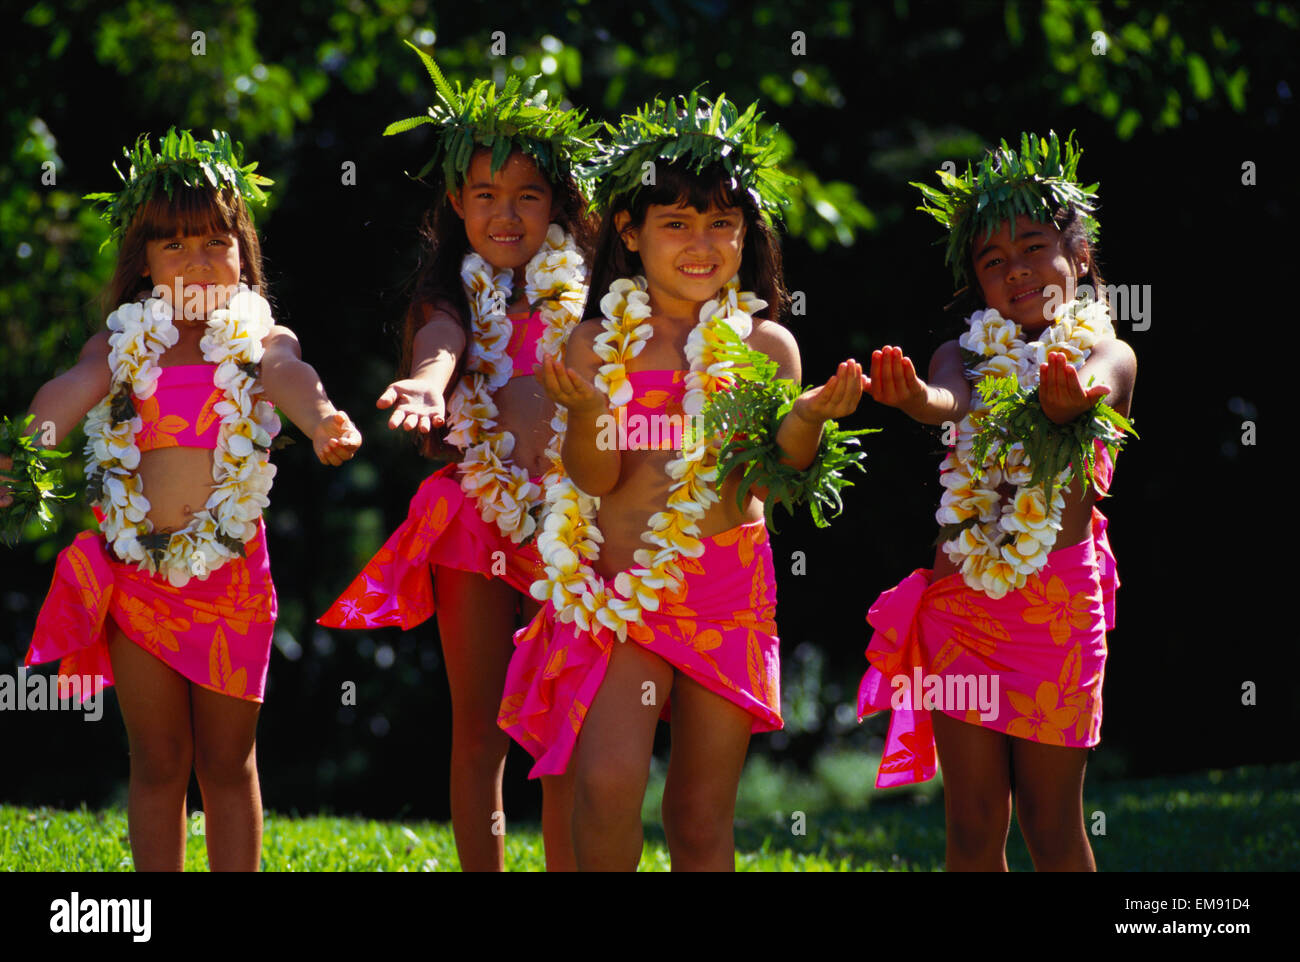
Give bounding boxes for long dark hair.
[105,185,267,313]
[587,160,788,323]
[399,149,597,458]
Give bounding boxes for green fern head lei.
[84,127,272,251]
[911,130,1100,287]
[584,90,797,224]
[384,41,601,191]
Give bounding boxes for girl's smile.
[973,214,1085,331]
[616,202,746,318]
[450,151,556,278]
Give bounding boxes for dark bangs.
[103,184,265,311]
[638,161,748,218]
[588,160,787,320]
[134,185,241,240]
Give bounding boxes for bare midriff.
[930,477,1100,581]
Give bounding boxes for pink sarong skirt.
[318,463,543,630]
[25,519,277,704]
[857,509,1118,787]
[499,519,783,778]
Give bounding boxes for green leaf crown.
[911,130,1100,286]
[84,127,272,250]
[384,41,600,190]
[584,90,797,223]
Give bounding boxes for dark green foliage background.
[1,0,1293,820]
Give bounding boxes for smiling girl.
[2,128,360,871]
[857,132,1137,871]
[498,94,870,871]
[318,48,596,871]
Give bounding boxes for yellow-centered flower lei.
[937,295,1116,599]
[84,287,279,588]
[531,275,766,640]
[443,224,588,543]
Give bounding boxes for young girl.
[498,94,869,871]
[1,128,361,871]
[317,48,597,872]
[857,132,1137,870]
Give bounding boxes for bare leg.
[511,594,578,872]
[540,770,576,872]
[191,685,262,871]
[660,673,753,872]
[571,641,673,871]
[1011,739,1096,871]
[932,710,1013,871]
[107,623,193,872]
[434,567,519,872]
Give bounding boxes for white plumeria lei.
[530,275,766,640]
[443,224,588,543]
[937,294,1116,599]
[84,286,279,587]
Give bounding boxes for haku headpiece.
[384,41,600,190]
[84,127,271,250]
[585,90,796,223]
[912,130,1099,286]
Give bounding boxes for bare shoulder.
[1090,336,1137,373]
[567,318,605,354]
[262,323,303,361]
[747,318,801,381]
[1086,336,1137,413]
[78,330,112,363]
[413,296,463,330]
[930,338,963,369]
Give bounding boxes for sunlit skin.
[864,216,1111,426]
[858,210,1137,872]
[142,231,242,319]
[535,198,866,871]
[2,207,361,872]
[540,201,866,524]
[367,147,571,871]
[376,150,557,443]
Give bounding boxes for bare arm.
[259,325,361,465]
[543,321,620,497]
[377,301,466,433]
[25,331,114,447]
[865,340,971,425]
[1,332,112,507]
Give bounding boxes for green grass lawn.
[3,757,1296,871]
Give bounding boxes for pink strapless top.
[619,369,688,451]
[505,311,547,378]
[132,364,226,452]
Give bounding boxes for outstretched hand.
[864,346,928,411]
[377,378,445,434]
[536,354,606,415]
[791,359,867,425]
[314,410,362,466]
[1039,352,1110,424]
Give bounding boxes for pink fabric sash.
[499,520,782,778]
[25,521,277,704]
[317,463,543,630]
[857,509,1118,788]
